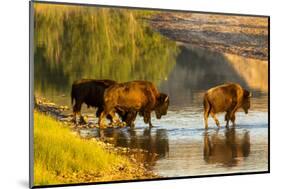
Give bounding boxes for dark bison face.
[242,90,251,114]
[155,93,169,119]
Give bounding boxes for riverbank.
[33,100,157,186]
[149,13,268,60]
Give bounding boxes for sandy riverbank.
[33,97,158,186]
[150,13,268,60]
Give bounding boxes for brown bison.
[71,79,136,125]
[203,83,251,129]
[98,80,169,128]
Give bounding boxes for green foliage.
[33,111,133,185]
[34,4,179,96]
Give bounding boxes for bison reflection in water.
[98,128,169,167]
[203,83,251,129]
[203,128,250,167]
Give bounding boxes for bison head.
[242,89,251,114]
[155,93,169,119]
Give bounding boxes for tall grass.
[33,111,135,185]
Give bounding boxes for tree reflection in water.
[97,128,169,167]
[34,4,179,97]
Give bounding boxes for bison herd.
[71,79,169,128]
[71,79,251,129]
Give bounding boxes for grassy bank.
[33,111,149,186]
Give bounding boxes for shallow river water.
[34,8,268,177]
[77,93,268,177]
[36,46,268,177]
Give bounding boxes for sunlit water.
[34,7,268,178]
[35,46,268,178]
[76,92,268,177]
[35,48,268,177]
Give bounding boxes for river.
[34,5,268,178]
[77,46,268,177]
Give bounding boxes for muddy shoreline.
[34,96,159,180]
[149,13,268,60]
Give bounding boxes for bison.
[71,79,137,126]
[98,80,169,128]
[203,83,251,129]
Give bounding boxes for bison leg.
[203,95,211,129]
[72,107,78,124]
[124,111,137,128]
[73,101,87,125]
[98,108,120,128]
[225,112,231,128]
[98,111,107,129]
[225,112,236,127]
[231,114,236,126]
[148,120,153,128]
[96,107,103,118]
[78,112,87,125]
[204,110,210,129]
[72,111,77,124]
[109,110,121,125]
[204,115,209,129]
[72,101,83,124]
[228,111,237,127]
[143,111,153,127]
[98,107,114,123]
[210,112,220,128]
[228,101,239,126]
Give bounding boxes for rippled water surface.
[34,7,268,177]
[78,93,268,177]
[39,47,268,177]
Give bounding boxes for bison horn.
[164,96,169,102]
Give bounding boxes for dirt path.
[149,13,268,60]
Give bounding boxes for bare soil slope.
[150,13,268,60]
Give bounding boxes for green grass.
[33,111,136,185]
